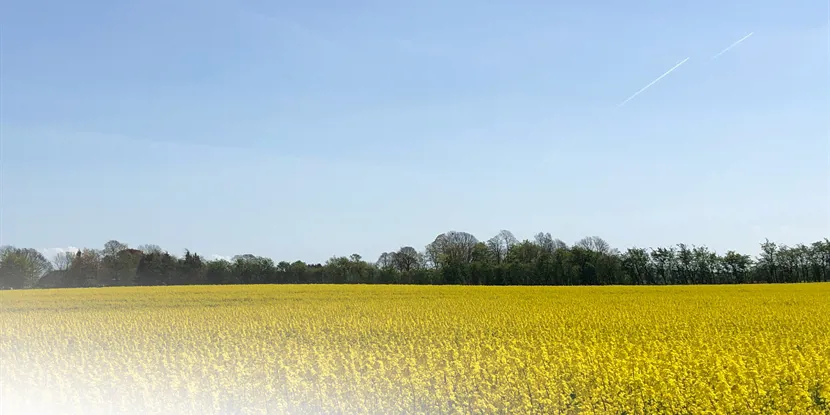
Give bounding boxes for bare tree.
[393,246,422,272]
[487,230,518,263]
[53,251,75,271]
[426,231,479,268]
[376,252,395,270]
[425,234,448,268]
[576,236,611,254]
[534,232,552,250]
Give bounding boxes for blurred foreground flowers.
[1,284,828,414]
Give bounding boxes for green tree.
[4,234,829,288]
[67,249,103,287]
[177,250,206,285]
[205,259,232,285]
[0,246,53,289]
[100,241,142,285]
[135,251,177,285]
[721,251,753,283]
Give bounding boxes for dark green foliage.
[3,235,829,289]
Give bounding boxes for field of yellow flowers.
[1,284,829,414]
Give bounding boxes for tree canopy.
[1,233,828,289]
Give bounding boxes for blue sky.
[1,0,828,264]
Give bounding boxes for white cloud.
[39,247,80,262]
[38,246,80,265]
[210,254,233,262]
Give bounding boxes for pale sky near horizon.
[1,0,828,264]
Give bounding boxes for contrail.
[711,32,754,60]
[617,57,690,108]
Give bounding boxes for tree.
[205,259,232,284]
[52,251,76,271]
[392,246,423,273]
[621,247,652,285]
[232,254,259,262]
[177,250,205,285]
[651,247,676,285]
[288,261,309,284]
[504,241,541,285]
[68,249,103,287]
[37,270,66,288]
[810,239,830,282]
[137,244,164,255]
[232,254,275,285]
[692,245,718,285]
[576,236,611,255]
[376,252,395,270]
[757,239,780,283]
[425,231,479,284]
[534,232,567,254]
[135,251,177,286]
[675,243,694,285]
[0,246,53,289]
[101,245,143,286]
[3,235,830,288]
[721,250,753,284]
[427,231,479,268]
[102,240,128,258]
[487,230,518,264]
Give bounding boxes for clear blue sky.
[1,0,828,264]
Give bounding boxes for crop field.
[1,284,829,415]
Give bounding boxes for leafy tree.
[721,251,753,284]
[232,255,275,285]
[177,250,205,285]
[205,259,232,285]
[757,239,780,283]
[135,251,177,286]
[68,249,103,287]
[137,244,164,255]
[101,247,143,285]
[0,246,53,289]
[3,233,829,289]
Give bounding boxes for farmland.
[2,284,829,414]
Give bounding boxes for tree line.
[1,231,828,289]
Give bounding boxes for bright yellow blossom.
[1,283,828,414]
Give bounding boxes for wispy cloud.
[711,32,755,60]
[617,57,691,108]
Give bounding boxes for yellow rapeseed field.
[1,284,829,415]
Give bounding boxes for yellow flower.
[1,283,828,414]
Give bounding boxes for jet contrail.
[711,32,754,60]
[617,57,690,108]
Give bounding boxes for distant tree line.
[1,232,828,289]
